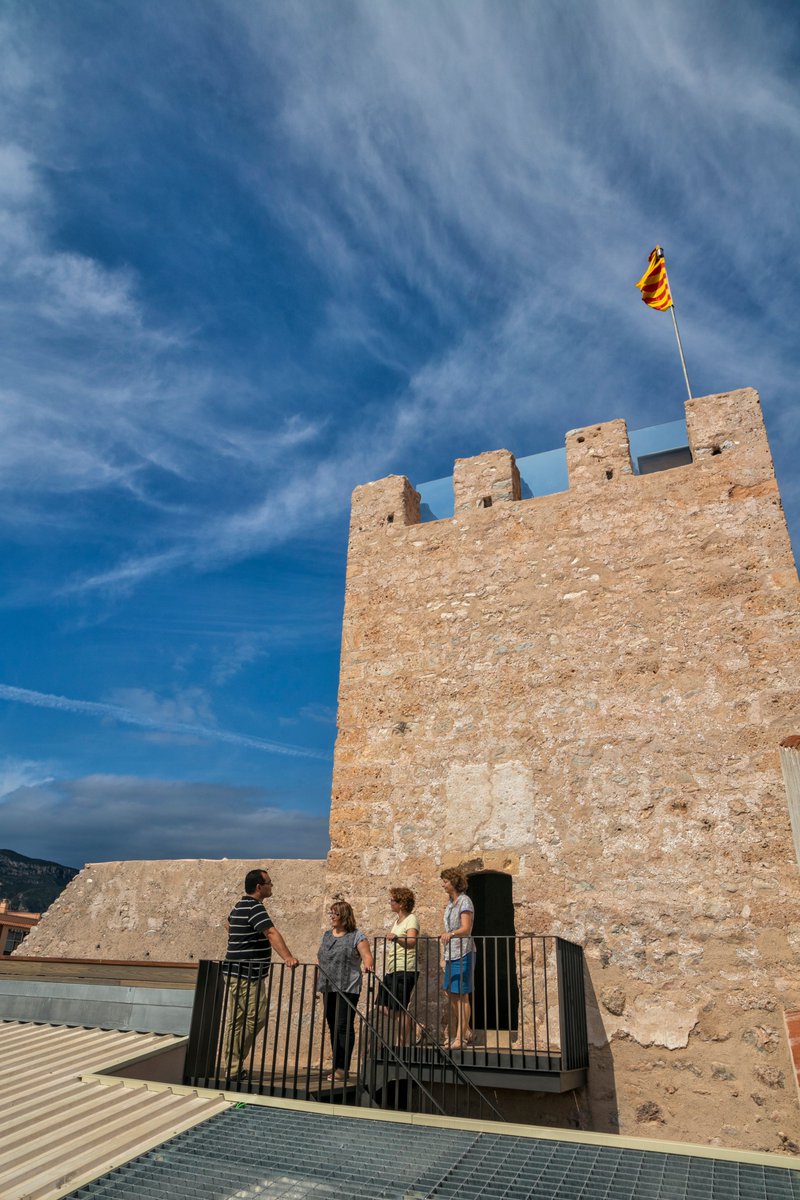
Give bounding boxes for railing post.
[555,938,589,1072]
[183,960,224,1085]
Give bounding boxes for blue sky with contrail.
[0,685,331,761]
[0,0,797,865]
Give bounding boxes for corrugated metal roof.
[0,1020,229,1200]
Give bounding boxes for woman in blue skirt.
[439,867,475,1049]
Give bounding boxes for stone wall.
[327,388,800,1152]
[18,858,327,966]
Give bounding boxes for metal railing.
[368,935,588,1074]
[556,937,589,1072]
[183,936,587,1116]
[183,959,502,1120]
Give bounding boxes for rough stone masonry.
[326,388,800,1152]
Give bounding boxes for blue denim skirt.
[443,952,474,995]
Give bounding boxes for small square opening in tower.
[481,496,493,508]
[637,446,693,475]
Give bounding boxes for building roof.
[0,1021,229,1200]
[0,906,40,929]
[63,1102,800,1200]
[2,1015,798,1200]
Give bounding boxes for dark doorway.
[468,872,519,1032]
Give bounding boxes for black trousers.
[324,991,357,1071]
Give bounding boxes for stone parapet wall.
[18,858,327,966]
[327,388,800,1152]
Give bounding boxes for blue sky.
[1,1,798,868]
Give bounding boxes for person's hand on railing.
[268,926,298,968]
[357,940,374,975]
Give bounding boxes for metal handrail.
[183,958,504,1120]
[361,969,504,1121]
[370,934,588,1072]
[183,935,588,1114]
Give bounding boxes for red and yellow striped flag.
[635,246,673,311]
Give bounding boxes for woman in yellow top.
[376,886,420,1045]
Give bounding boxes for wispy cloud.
[105,686,215,727]
[210,634,271,686]
[299,703,336,726]
[1,0,798,593]
[0,1,797,865]
[0,755,55,800]
[0,683,330,761]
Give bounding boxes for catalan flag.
[635,246,673,311]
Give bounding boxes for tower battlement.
[349,389,778,534]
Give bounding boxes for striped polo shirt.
[225,895,275,975]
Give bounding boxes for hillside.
[0,848,79,913]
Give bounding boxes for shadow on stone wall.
[487,967,619,1133]
[582,967,619,1134]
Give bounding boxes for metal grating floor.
[66,1104,800,1200]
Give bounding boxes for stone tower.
[327,388,800,1150]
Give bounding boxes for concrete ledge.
[0,979,194,1034]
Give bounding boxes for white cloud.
[0,756,55,800]
[0,1,798,596]
[0,143,142,326]
[105,686,216,728]
[0,143,37,203]
[25,250,140,323]
[299,703,336,726]
[0,774,330,864]
[211,635,271,686]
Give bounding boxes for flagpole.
[670,306,692,400]
[636,246,694,400]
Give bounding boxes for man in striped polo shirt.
[224,868,298,1080]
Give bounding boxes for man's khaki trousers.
[224,972,269,1073]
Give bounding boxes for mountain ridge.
[0,847,79,913]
